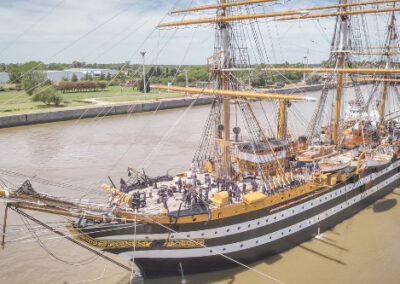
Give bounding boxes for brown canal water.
[0,86,399,284]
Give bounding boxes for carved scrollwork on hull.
[67,223,152,249]
[163,239,205,248]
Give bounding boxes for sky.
[0,0,393,65]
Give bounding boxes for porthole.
[201,233,205,236]
[281,232,284,235]
[223,248,226,251]
[256,241,259,244]
[274,216,277,220]
[257,222,260,225]
[292,210,295,213]
[226,229,230,233]
[209,250,213,253]
[240,244,244,248]
[266,219,269,223]
[238,227,241,230]
[248,224,251,228]
[269,236,272,239]
[289,229,291,232]
[299,225,302,228]
[311,202,313,206]
[187,234,190,238]
[281,214,284,217]
[302,206,304,209]
[215,231,218,235]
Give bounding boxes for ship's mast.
[277,99,287,139]
[332,0,349,145]
[379,11,396,130]
[220,0,232,177]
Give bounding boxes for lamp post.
[184,68,189,96]
[140,51,147,94]
[303,48,309,83]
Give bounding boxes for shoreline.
[0,83,341,128]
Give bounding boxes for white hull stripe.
[98,160,400,242]
[121,171,400,259]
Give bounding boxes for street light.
[303,48,309,83]
[140,51,147,94]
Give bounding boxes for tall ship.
[2,0,400,279]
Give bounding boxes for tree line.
[55,81,107,93]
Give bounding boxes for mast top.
[158,0,400,28]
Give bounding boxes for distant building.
[56,68,118,81]
[0,68,119,84]
[195,81,214,88]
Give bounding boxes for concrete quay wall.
[0,83,348,129]
[0,97,214,129]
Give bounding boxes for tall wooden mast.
[220,0,232,177]
[379,12,396,130]
[332,0,349,145]
[277,99,287,139]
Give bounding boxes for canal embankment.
[0,97,215,128]
[0,83,350,128]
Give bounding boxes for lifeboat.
[319,152,352,172]
[366,147,394,167]
[297,145,336,162]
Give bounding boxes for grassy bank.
[0,85,184,116]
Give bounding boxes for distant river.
[0,85,399,284]
[0,72,8,83]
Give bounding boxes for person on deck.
[235,184,241,201]
[242,183,247,195]
[178,177,183,192]
[251,181,257,192]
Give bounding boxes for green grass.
[0,85,184,116]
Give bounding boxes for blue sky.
[0,0,392,65]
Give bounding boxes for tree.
[7,64,22,83]
[71,73,78,82]
[139,75,150,93]
[32,86,63,106]
[22,70,48,96]
[99,73,105,80]
[169,68,177,76]
[155,67,161,77]
[106,73,111,81]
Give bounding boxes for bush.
[32,86,63,106]
[55,81,107,93]
[22,71,48,96]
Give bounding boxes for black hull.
[134,177,399,277]
[78,159,400,278]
